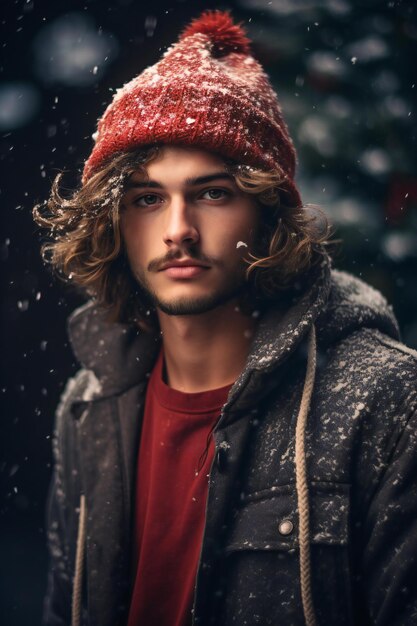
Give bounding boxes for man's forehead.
[126,145,236,189]
[122,144,241,190]
[126,172,234,187]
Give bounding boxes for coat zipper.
[191,409,228,625]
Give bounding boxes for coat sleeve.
[43,372,87,626]
[361,406,417,625]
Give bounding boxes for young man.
[35,10,417,626]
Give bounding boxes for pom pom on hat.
[180,10,251,57]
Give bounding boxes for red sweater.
[127,351,232,626]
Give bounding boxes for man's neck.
[157,300,256,393]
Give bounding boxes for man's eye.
[134,194,161,207]
[201,188,229,201]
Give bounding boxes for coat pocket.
[225,481,349,552]
[218,482,353,626]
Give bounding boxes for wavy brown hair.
[33,145,332,327]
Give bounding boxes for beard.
[131,253,249,316]
[150,283,246,316]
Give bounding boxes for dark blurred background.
[1,0,416,623]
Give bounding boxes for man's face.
[120,145,259,316]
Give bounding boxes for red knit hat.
[83,10,302,207]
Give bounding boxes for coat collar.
[246,257,331,372]
[68,302,161,397]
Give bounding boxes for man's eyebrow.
[125,172,234,189]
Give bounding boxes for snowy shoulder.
[55,368,102,425]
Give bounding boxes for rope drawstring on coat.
[72,494,86,626]
[295,325,318,626]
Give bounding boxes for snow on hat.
[83,10,302,207]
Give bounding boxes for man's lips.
[158,260,209,271]
[157,260,210,279]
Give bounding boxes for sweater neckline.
[149,350,233,414]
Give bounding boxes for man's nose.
[162,196,199,247]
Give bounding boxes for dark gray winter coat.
[44,261,417,626]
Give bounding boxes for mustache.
[148,248,220,272]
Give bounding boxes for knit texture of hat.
[83,10,302,207]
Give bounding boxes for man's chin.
[155,294,234,316]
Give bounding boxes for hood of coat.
[68,256,399,400]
